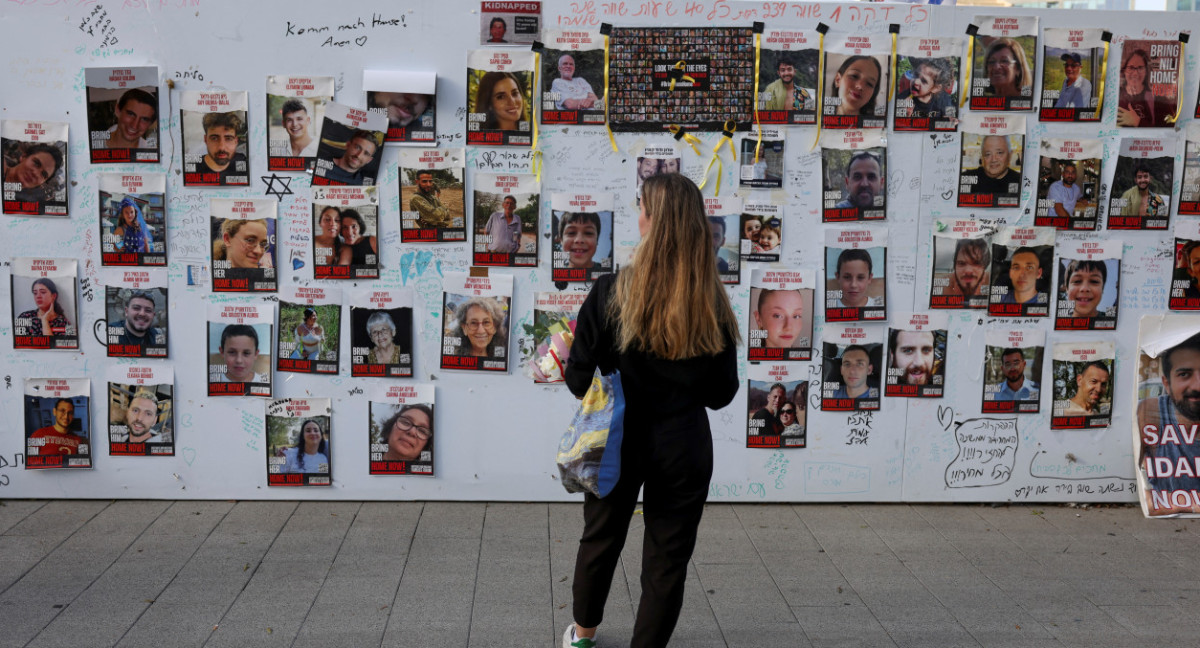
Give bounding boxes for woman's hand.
[1116,106,1140,128]
[39,309,54,335]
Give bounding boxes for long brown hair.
[609,173,740,359]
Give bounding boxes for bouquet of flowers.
[530,316,576,383]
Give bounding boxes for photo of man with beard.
[834,151,884,211]
[107,288,167,358]
[945,238,989,302]
[1137,331,1200,511]
[992,348,1040,402]
[885,329,945,396]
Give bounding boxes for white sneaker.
[562,624,597,648]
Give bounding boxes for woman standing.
[292,308,324,360]
[563,173,739,648]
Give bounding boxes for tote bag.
[556,369,625,497]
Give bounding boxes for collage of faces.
[10,10,1200,486]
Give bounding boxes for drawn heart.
[291,257,304,270]
[941,190,954,201]
[355,36,368,47]
[182,447,196,466]
[937,405,954,431]
[481,150,497,168]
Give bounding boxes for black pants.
[571,408,714,648]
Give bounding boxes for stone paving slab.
[0,502,1196,647]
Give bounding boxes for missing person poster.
[885,312,948,398]
[741,202,782,264]
[525,291,587,383]
[541,29,605,126]
[12,257,78,351]
[894,36,962,132]
[930,219,993,310]
[99,172,167,266]
[1054,238,1121,331]
[825,228,887,322]
[370,383,435,476]
[821,129,886,222]
[211,198,277,292]
[107,365,173,457]
[207,302,273,398]
[311,185,379,280]
[958,113,1025,209]
[400,148,466,243]
[1169,220,1200,311]
[821,324,882,412]
[636,145,682,193]
[747,364,807,449]
[350,288,414,378]
[1051,340,1114,430]
[277,285,341,375]
[441,271,513,372]
[25,378,90,470]
[740,127,784,189]
[181,90,249,187]
[1039,29,1104,122]
[822,34,890,130]
[1034,138,1102,230]
[481,1,540,46]
[2,119,69,216]
[86,66,159,163]
[104,270,168,358]
[1106,138,1174,230]
[266,75,333,172]
[1118,39,1181,128]
[758,28,819,126]
[748,268,815,362]
[467,49,535,146]
[473,173,538,267]
[982,329,1044,414]
[607,27,755,132]
[266,398,332,487]
[1134,316,1200,517]
[551,193,613,282]
[969,15,1039,111]
[988,226,1055,317]
[364,70,437,144]
[705,196,742,284]
[1180,123,1200,216]
[311,102,387,186]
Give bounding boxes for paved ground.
[0,500,1198,647]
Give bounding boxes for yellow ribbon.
[1094,40,1110,118]
[960,35,974,110]
[531,51,540,149]
[669,60,697,91]
[532,150,543,183]
[1167,38,1186,125]
[699,121,737,196]
[604,33,617,152]
[668,125,703,156]
[888,31,898,103]
[753,32,763,157]
[814,31,825,151]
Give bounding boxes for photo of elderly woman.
[441,293,511,372]
[99,173,167,266]
[12,258,78,350]
[265,398,332,487]
[2,120,69,216]
[467,50,536,146]
[350,303,414,378]
[370,400,435,475]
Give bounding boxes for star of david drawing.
[261,173,294,199]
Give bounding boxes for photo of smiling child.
[1054,239,1121,331]
[207,303,272,398]
[893,37,961,132]
[551,193,613,282]
[822,34,890,130]
[743,203,782,263]
[825,228,887,322]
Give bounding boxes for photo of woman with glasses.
[369,399,435,475]
[1117,43,1175,128]
[445,295,508,359]
[981,38,1032,99]
[350,303,414,378]
[211,215,276,292]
